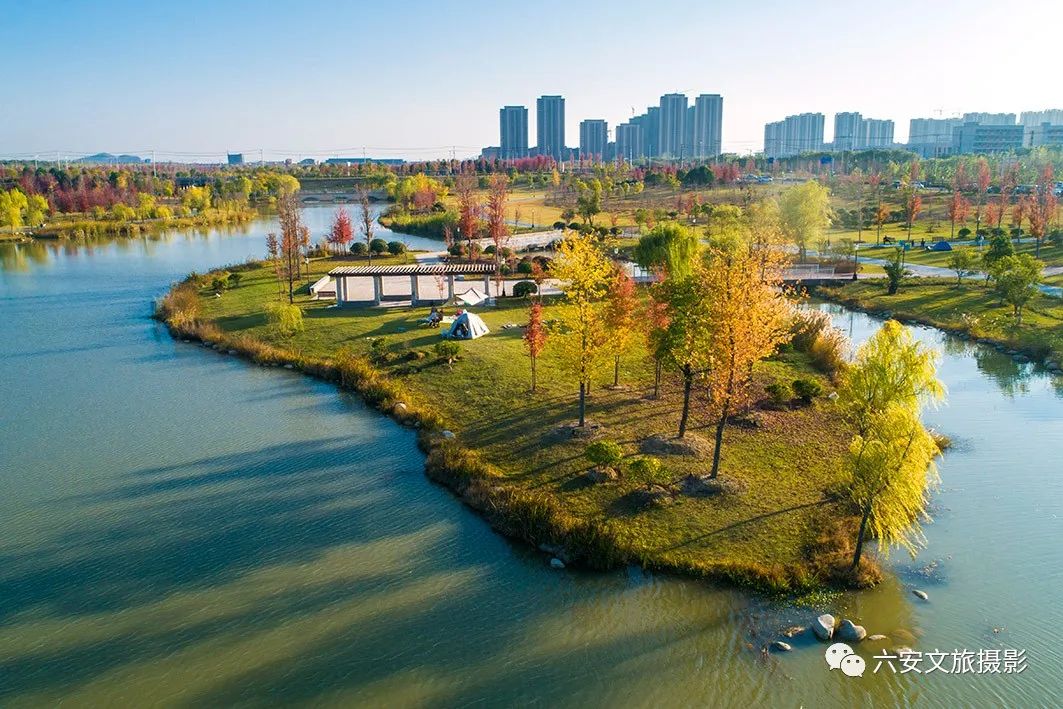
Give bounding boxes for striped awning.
[328,263,493,277]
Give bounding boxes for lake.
[1,207,1060,706]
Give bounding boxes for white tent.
[455,287,489,307]
[310,276,336,300]
[444,311,490,340]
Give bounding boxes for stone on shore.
[812,614,835,641]
[913,589,929,601]
[549,557,566,569]
[771,640,793,652]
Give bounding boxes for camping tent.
[454,287,489,307]
[444,311,489,340]
[929,240,953,252]
[310,276,336,300]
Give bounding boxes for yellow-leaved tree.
[701,238,792,479]
[779,180,831,262]
[838,320,945,570]
[552,235,614,427]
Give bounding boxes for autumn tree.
[276,193,304,304]
[1027,165,1058,257]
[552,235,613,427]
[604,268,639,387]
[779,180,831,261]
[901,183,922,240]
[523,300,547,392]
[456,173,480,255]
[701,240,792,479]
[947,190,970,238]
[837,320,945,571]
[654,270,715,438]
[974,157,991,236]
[486,174,510,295]
[359,189,375,264]
[996,164,1018,229]
[328,207,354,255]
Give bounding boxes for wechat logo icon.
[825,642,865,676]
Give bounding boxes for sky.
[2,0,1062,161]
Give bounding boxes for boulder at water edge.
[549,557,566,570]
[812,614,835,641]
[836,619,867,642]
[912,589,929,601]
[771,641,793,652]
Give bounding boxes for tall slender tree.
[359,188,375,264]
[486,174,510,295]
[604,268,639,387]
[523,300,547,392]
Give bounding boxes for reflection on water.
[0,229,1060,706]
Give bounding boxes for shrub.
[434,340,461,364]
[585,440,623,468]
[789,309,832,352]
[264,301,304,336]
[628,456,662,478]
[483,244,497,255]
[350,242,367,255]
[387,240,407,256]
[513,280,537,298]
[792,378,823,404]
[226,272,242,288]
[516,259,534,275]
[808,327,849,377]
[156,283,199,327]
[765,382,793,406]
[211,277,227,292]
[957,227,971,239]
[369,238,388,255]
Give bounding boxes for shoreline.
[813,282,1063,372]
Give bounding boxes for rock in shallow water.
[771,640,793,652]
[812,614,835,641]
[913,589,929,601]
[836,619,867,642]
[549,557,566,569]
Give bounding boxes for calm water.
[1,209,1061,707]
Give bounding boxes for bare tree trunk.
[709,398,730,479]
[653,358,662,399]
[530,355,537,393]
[613,355,620,387]
[850,505,872,571]
[677,364,693,438]
[578,381,586,427]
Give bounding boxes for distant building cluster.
[491,92,723,163]
[761,107,1063,160]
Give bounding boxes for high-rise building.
[952,122,1024,154]
[536,95,565,161]
[630,106,660,158]
[692,94,723,157]
[615,123,643,162]
[683,106,696,158]
[908,118,962,158]
[1021,109,1063,146]
[658,93,688,158]
[764,121,784,159]
[499,105,529,160]
[962,112,1016,126]
[763,113,823,157]
[833,112,863,151]
[864,119,894,148]
[579,119,608,161]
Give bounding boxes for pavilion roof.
[328,263,493,277]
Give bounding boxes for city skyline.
[3,0,1061,160]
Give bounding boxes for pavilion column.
[372,275,382,306]
[483,273,491,296]
[336,276,344,304]
[447,275,455,300]
[410,274,420,306]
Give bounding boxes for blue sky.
[2,0,1060,160]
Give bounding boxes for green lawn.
[180,258,863,590]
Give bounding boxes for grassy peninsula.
[157,258,872,593]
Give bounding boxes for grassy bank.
[817,278,1063,364]
[157,260,875,593]
[33,207,258,239]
